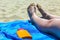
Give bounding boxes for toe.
[27,3,36,13]
[37,4,41,9]
[27,3,35,10]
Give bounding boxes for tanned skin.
[37,4,60,19]
[27,3,60,39]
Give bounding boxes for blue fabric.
[0,20,55,40]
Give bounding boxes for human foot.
[37,4,56,19]
[37,4,47,17]
[37,4,51,19]
[27,3,36,18]
[37,4,41,9]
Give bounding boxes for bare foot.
[37,4,52,19]
[37,4,41,9]
[37,4,47,18]
[27,3,36,18]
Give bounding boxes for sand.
[0,0,60,22]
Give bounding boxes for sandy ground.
[0,0,60,22]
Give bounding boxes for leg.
[27,3,60,39]
[27,3,50,27]
[37,4,58,19]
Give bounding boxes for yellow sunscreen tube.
[17,28,32,39]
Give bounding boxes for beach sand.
[0,0,60,22]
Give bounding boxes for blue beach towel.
[0,20,55,40]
